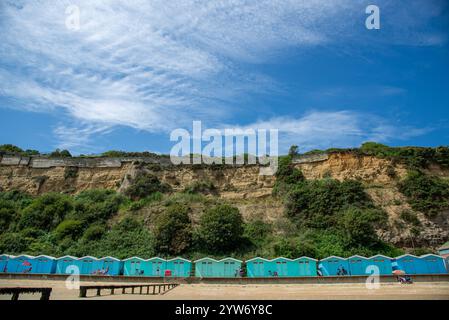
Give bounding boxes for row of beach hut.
[1,254,447,277]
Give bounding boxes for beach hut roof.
[147,256,166,261]
[57,255,78,260]
[420,254,443,259]
[348,255,369,260]
[0,254,15,258]
[272,257,295,261]
[35,255,56,259]
[13,254,34,259]
[368,254,392,259]
[123,256,145,261]
[99,256,120,261]
[166,257,191,263]
[78,255,99,260]
[294,256,318,261]
[395,254,419,259]
[245,257,272,262]
[194,257,242,263]
[320,255,346,261]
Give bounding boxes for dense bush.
[398,171,449,217]
[154,204,193,255]
[196,204,244,253]
[18,193,73,231]
[54,219,84,240]
[125,173,171,200]
[285,179,372,227]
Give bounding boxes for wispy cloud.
[235,111,431,153]
[0,0,445,150]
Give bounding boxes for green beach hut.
[123,257,148,276]
[348,255,370,275]
[147,257,167,277]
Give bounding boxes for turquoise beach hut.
[367,254,393,275]
[420,254,447,274]
[55,255,79,274]
[0,254,14,273]
[32,255,57,274]
[348,255,370,275]
[395,254,424,275]
[271,257,295,277]
[246,257,271,277]
[7,255,35,273]
[294,257,318,277]
[123,257,148,276]
[147,257,167,277]
[98,256,123,276]
[165,257,191,277]
[318,256,350,276]
[195,257,242,278]
[78,256,99,275]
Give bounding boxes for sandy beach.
[1,279,448,300]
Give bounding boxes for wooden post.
[111,288,115,295]
[152,285,155,295]
[97,288,101,296]
[11,292,19,301]
[139,286,142,294]
[131,287,134,294]
[122,287,126,294]
[79,287,87,298]
[146,286,149,294]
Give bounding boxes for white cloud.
[234,111,431,153]
[0,0,443,150]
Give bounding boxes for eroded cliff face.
[1,153,448,248]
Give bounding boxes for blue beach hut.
[32,255,57,274]
[55,255,79,274]
[98,256,123,276]
[318,256,350,276]
[420,254,447,274]
[246,257,271,277]
[147,257,167,277]
[294,257,318,277]
[166,257,191,277]
[7,255,35,273]
[0,254,14,273]
[78,256,99,275]
[395,254,424,275]
[348,255,370,276]
[367,254,393,275]
[123,257,148,276]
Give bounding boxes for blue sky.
[0,0,448,155]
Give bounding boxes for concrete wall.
[292,153,329,164]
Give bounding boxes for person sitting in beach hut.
[77,256,99,275]
[395,254,423,275]
[294,257,318,277]
[166,257,192,277]
[147,257,167,277]
[246,257,271,278]
[347,255,370,276]
[32,255,57,274]
[55,255,79,274]
[97,256,123,276]
[0,254,14,273]
[123,257,147,276]
[367,254,393,275]
[7,255,35,273]
[318,256,349,276]
[420,254,447,274]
